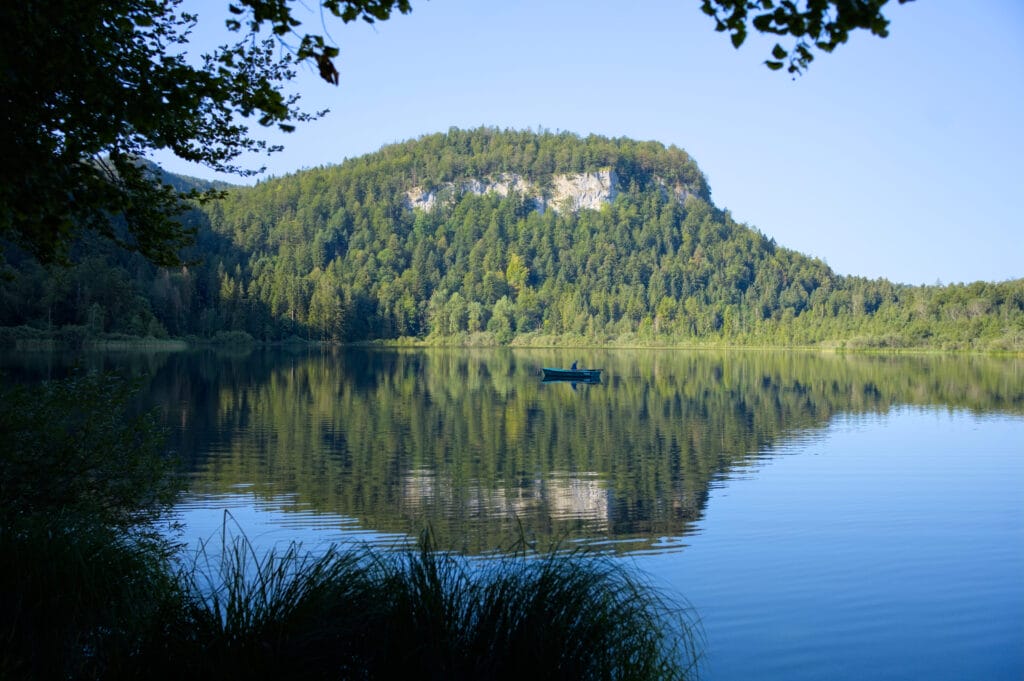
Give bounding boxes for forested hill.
[1,127,1022,350]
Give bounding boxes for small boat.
[542,367,602,382]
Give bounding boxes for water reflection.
[3,348,1021,553]
[402,469,612,527]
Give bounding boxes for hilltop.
[1,127,1021,351]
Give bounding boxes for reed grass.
[2,521,701,679]
[161,529,703,680]
[151,537,373,679]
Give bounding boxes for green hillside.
[2,127,1022,350]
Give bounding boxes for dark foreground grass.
[154,531,703,681]
[1,523,701,679]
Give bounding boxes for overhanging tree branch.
[699,0,914,75]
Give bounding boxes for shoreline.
[1,329,1020,357]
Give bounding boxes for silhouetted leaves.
[700,0,915,75]
[0,0,319,265]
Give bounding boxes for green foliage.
[0,373,183,678]
[0,372,180,532]
[211,329,257,346]
[172,533,383,678]
[1,128,1020,350]
[700,0,915,75]
[0,0,318,264]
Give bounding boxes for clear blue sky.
[156,0,1024,286]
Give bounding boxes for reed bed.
[2,523,701,679]
[157,531,703,680]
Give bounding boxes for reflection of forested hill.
[137,349,1021,553]
[2,128,1022,350]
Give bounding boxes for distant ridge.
[141,159,237,194]
[1,127,1020,351]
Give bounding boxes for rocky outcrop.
[405,173,542,213]
[404,168,688,214]
[549,170,618,212]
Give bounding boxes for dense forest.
[1,127,1021,351]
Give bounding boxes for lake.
[3,347,1022,679]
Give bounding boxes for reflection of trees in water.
[401,468,611,528]
[159,348,1020,552]
[15,348,1018,553]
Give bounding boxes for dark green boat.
[542,367,602,382]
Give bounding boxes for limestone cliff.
[404,168,689,214]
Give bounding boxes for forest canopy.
[1,128,1020,352]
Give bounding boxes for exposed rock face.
[404,186,443,213]
[549,170,618,212]
[404,168,686,214]
[461,173,533,199]
[405,173,540,213]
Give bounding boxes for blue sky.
[157,0,1023,285]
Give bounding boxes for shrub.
[0,518,180,679]
[211,330,255,346]
[0,373,179,532]
[0,373,182,678]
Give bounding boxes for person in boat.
[570,361,578,370]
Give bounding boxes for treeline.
[1,127,1021,350]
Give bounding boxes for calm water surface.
[4,348,1022,679]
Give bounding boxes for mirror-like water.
[4,348,1022,679]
